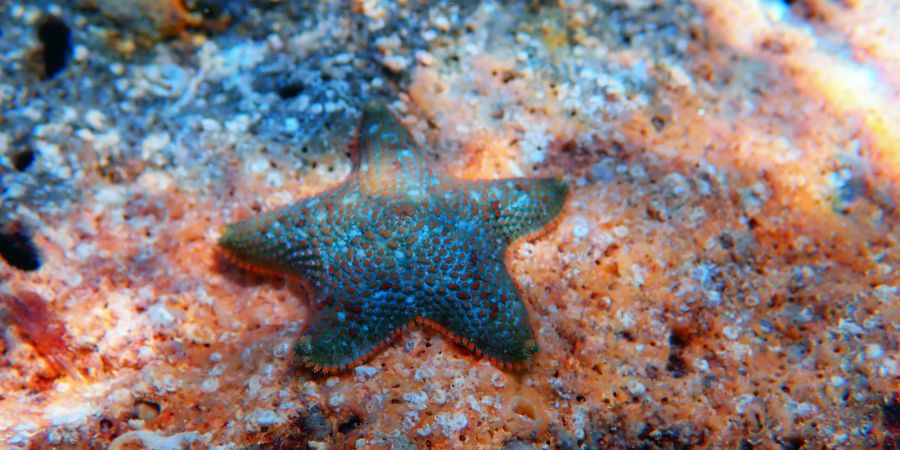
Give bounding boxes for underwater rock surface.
[0,0,897,448]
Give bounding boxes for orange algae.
[2,291,83,381]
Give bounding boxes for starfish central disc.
[219,103,568,372]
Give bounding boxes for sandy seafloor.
[0,0,898,448]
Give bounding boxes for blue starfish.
[219,103,568,372]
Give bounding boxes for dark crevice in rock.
[0,227,41,271]
[666,327,692,378]
[38,15,72,79]
[337,414,362,434]
[12,148,35,172]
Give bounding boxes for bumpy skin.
[219,103,568,372]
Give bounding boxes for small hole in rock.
[0,227,41,271]
[666,352,688,378]
[511,398,537,421]
[12,148,35,172]
[277,82,304,99]
[99,418,114,434]
[134,399,161,422]
[193,1,224,19]
[338,414,362,434]
[669,327,691,348]
[38,15,72,79]
[778,435,805,450]
[883,393,900,429]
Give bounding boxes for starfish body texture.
[219,103,568,372]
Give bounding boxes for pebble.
[73,45,88,62]
[786,401,816,417]
[433,15,450,32]
[84,109,106,130]
[723,326,741,340]
[283,117,300,132]
[694,358,710,372]
[110,62,125,76]
[416,51,436,66]
[865,344,884,359]
[431,388,448,405]
[251,409,282,427]
[626,380,646,396]
[147,304,175,329]
[201,377,219,393]
[434,412,468,436]
[416,424,432,437]
[591,160,616,182]
[414,366,436,381]
[382,54,411,73]
[75,128,95,141]
[490,372,506,388]
[571,216,590,238]
[327,393,345,407]
[354,366,380,379]
[140,132,172,160]
[402,411,419,430]
[273,342,290,359]
[402,391,429,410]
[733,394,755,414]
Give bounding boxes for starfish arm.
[218,198,329,281]
[355,102,428,196]
[465,177,568,244]
[422,254,540,367]
[295,288,416,372]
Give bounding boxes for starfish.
[219,102,568,372]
